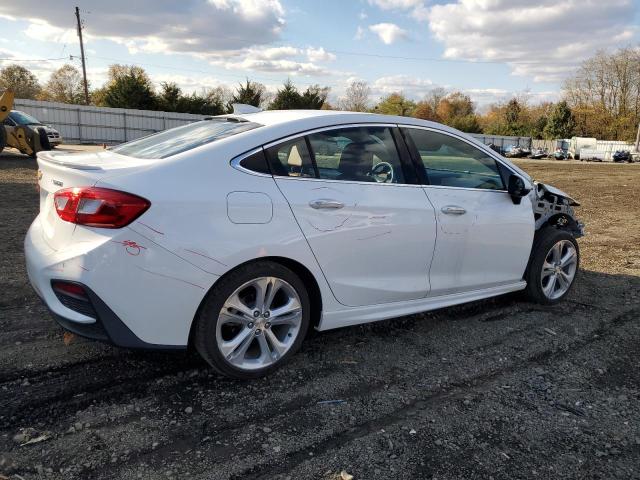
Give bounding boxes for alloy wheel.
[216,277,303,370]
[540,239,578,300]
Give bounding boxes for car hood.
[535,181,580,206]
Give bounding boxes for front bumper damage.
[532,182,585,238]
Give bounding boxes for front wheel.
[193,261,310,379]
[524,228,579,304]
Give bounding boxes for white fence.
[469,134,532,151]
[13,99,207,145]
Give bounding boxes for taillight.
[51,280,88,299]
[53,187,150,228]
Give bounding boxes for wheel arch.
[537,212,582,237]
[188,256,323,346]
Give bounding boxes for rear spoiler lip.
[37,150,104,171]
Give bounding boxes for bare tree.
[42,64,85,104]
[563,47,640,141]
[339,80,371,112]
[0,64,41,99]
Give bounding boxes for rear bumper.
[45,283,185,349]
[25,215,199,350]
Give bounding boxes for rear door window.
[307,126,406,184]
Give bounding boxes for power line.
[0,56,69,62]
[322,48,555,65]
[87,55,319,86]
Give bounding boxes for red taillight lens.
[53,187,150,228]
[51,280,88,299]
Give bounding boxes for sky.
[0,0,638,110]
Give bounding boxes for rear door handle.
[441,205,466,215]
[309,199,345,209]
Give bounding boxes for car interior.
[264,126,506,190]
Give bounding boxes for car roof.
[227,109,449,131]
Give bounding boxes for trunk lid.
[36,150,150,250]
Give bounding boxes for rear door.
[401,127,534,296]
[269,125,437,307]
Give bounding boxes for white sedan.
[25,109,583,379]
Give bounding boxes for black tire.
[39,128,52,150]
[193,261,311,379]
[523,227,580,305]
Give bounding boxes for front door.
[267,125,437,307]
[402,127,534,296]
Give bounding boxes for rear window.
[110,119,261,159]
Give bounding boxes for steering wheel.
[369,161,394,183]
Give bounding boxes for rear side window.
[239,150,270,175]
[405,128,504,190]
[110,119,261,159]
[264,138,316,178]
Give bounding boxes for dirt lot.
[1,147,639,479]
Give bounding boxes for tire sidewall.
[195,261,311,379]
[526,228,580,304]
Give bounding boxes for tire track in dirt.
[229,307,640,480]
[89,306,638,480]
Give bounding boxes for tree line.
[1,46,638,141]
[0,63,329,115]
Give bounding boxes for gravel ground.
[1,148,639,479]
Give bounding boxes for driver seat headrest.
[338,142,373,180]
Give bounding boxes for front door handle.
[441,205,466,215]
[309,199,345,210]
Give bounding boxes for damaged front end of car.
[531,182,585,238]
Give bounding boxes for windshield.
[10,110,42,126]
[110,119,261,159]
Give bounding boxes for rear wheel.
[194,261,310,379]
[524,228,579,304]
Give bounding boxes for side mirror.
[507,174,531,205]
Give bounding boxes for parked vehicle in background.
[24,109,584,379]
[553,148,569,160]
[612,150,632,163]
[505,145,525,158]
[530,147,548,159]
[568,137,597,160]
[6,110,63,147]
[0,89,56,157]
[579,149,605,162]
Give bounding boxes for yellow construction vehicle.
[0,89,51,157]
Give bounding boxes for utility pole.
[75,6,90,105]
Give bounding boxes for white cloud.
[306,47,336,62]
[355,26,365,40]
[211,45,340,76]
[427,0,638,82]
[369,23,409,45]
[368,0,422,8]
[368,0,429,21]
[372,74,434,96]
[0,0,286,55]
[23,19,77,44]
